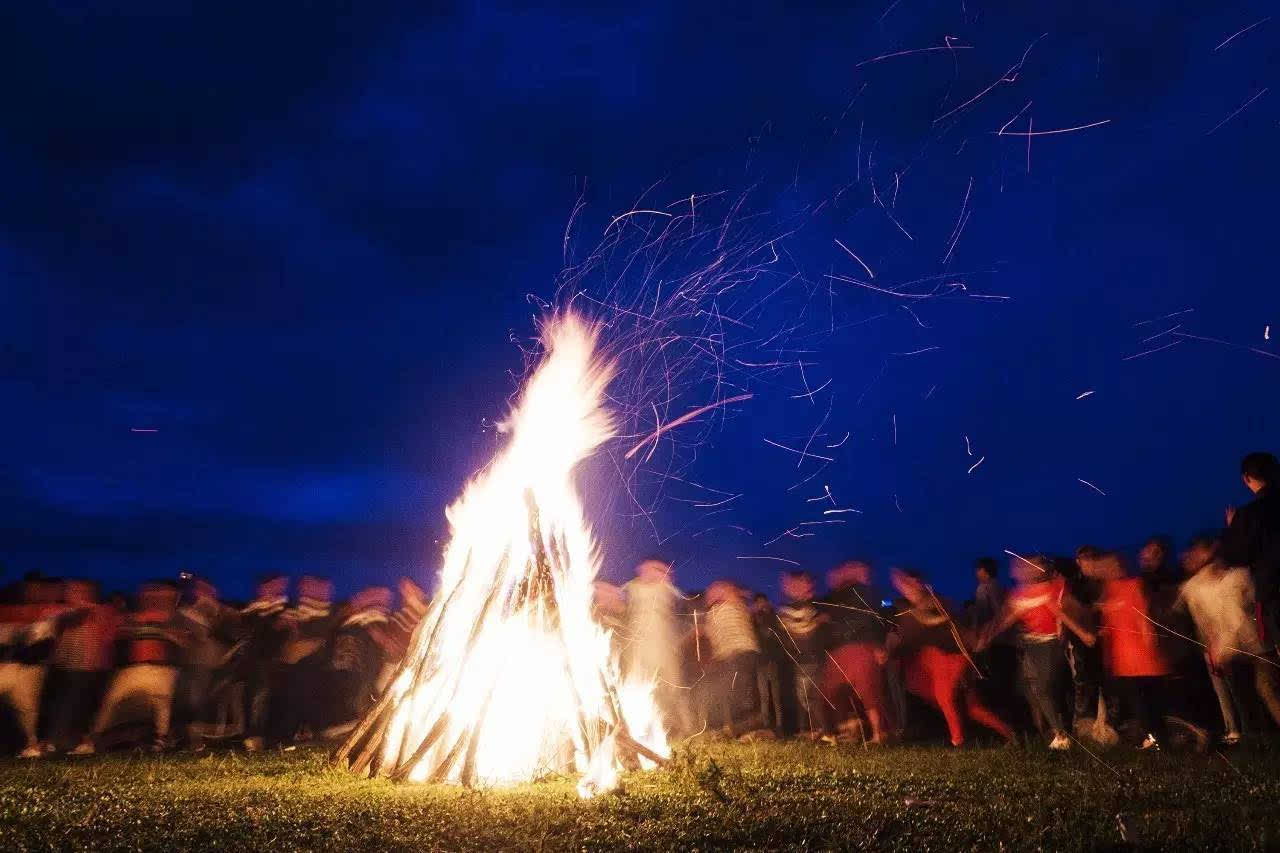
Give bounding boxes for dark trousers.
[44,669,108,750]
[706,651,760,735]
[268,655,327,743]
[793,661,831,735]
[1021,640,1065,733]
[1117,675,1168,742]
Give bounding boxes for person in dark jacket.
[237,574,288,751]
[777,571,832,738]
[1222,451,1280,653]
[820,560,889,744]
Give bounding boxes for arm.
[1049,596,1095,646]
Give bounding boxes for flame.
[377,313,667,795]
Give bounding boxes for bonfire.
[336,314,668,796]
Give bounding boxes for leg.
[927,651,967,746]
[10,666,46,750]
[1022,642,1065,735]
[1251,657,1280,728]
[964,687,1013,740]
[1206,655,1240,737]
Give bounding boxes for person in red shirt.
[73,582,184,754]
[46,580,121,751]
[982,555,1094,751]
[1095,552,1202,749]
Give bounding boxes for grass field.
[1,740,1278,850]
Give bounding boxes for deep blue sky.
[2,1,1276,601]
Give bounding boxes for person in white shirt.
[1178,534,1280,743]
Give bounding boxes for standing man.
[1222,452,1280,653]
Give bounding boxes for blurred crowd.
[592,450,1280,751]
[0,571,427,757]
[2,450,1278,758]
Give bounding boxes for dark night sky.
[2,1,1277,602]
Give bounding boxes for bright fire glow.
[375,314,667,795]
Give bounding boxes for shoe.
[243,736,264,752]
[69,741,96,756]
[1048,733,1071,751]
[1221,732,1242,746]
[18,745,43,759]
[1139,734,1159,750]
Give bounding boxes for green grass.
[1,741,1278,850]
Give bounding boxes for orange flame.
[380,314,667,795]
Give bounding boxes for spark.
[834,238,875,278]
[943,176,973,264]
[1266,325,1271,341]
[806,485,836,504]
[1173,331,1280,360]
[824,508,863,515]
[763,438,834,464]
[623,393,754,459]
[934,33,1047,124]
[924,384,937,400]
[1141,323,1182,344]
[967,455,985,475]
[893,346,940,356]
[130,428,158,433]
[1133,307,1194,327]
[964,435,973,455]
[1026,115,1032,173]
[825,431,850,448]
[1077,477,1107,496]
[1122,340,1183,361]
[790,378,833,400]
[892,413,897,445]
[893,493,903,513]
[1002,549,1044,572]
[996,100,1033,135]
[605,209,673,232]
[693,494,742,508]
[736,555,800,566]
[856,44,974,67]
[1207,88,1268,135]
[1214,17,1270,51]
[998,119,1112,137]
[1075,390,1095,400]
[884,209,915,241]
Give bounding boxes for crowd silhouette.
[2,451,1278,757]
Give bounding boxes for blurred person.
[326,585,393,737]
[44,580,120,751]
[0,575,66,757]
[970,557,1006,630]
[984,555,1094,750]
[777,571,831,738]
[268,575,336,744]
[377,577,429,693]
[970,557,1018,726]
[1066,546,1112,738]
[820,561,889,743]
[621,559,695,737]
[74,581,184,754]
[1178,534,1280,742]
[236,574,289,750]
[699,581,762,737]
[1094,553,1182,749]
[1222,451,1280,651]
[1138,537,1177,594]
[750,592,784,733]
[892,569,1012,747]
[175,579,234,750]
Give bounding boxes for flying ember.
[336,314,668,796]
